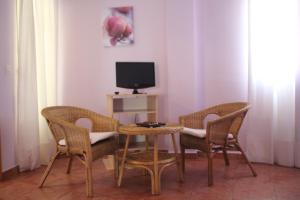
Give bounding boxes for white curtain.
[15,0,57,171]
[247,0,300,167]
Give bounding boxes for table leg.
[143,135,150,176]
[153,135,160,194]
[117,135,130,187]
[171,133,184,182]
[145,135,149,151]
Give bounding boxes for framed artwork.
[103,6,134,47]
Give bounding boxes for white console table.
[107,93,158,145]
[107,93,158,122]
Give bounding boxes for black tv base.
[132,89,141,94]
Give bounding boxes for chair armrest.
[49,117,91,154]
[179,105,230,129]
[206,107,249,145]
[88,112,119,132]
[179,106,219,129]
[179,111,206,129]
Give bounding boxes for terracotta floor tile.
[0,156,300,200]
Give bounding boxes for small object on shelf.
[136,121,166,128]
[114,91,119,95]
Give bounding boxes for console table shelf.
[107,94,158,122]
[107,93,158,146]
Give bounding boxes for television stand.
[107,93,158,121]
[107,93,158,146]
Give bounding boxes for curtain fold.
[296,66,300,167]
[15,0,57,171]
[247,0,300,167]
[33,0,57,165]
[16,0,40,171]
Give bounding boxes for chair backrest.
[206,105,250,145]
[41,107,90,154]
[42,107,67,143]
[42,106,117,132]
[41,106,118,155]
[179,102,249,134]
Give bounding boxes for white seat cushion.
[182,127,233,139]
[58,131,116,146]
[182,127,207,138]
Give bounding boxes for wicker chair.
[38,106,119,197]
[179,102,257,186]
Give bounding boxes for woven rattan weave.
[179,102,257,186]
[39,106,119,197]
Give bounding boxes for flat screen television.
[116,62,155,94]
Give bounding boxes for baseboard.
[1,166,19,181]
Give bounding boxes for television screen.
[116,62,155,94]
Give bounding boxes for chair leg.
[86,159,93,197]
[180,145,185,174]
[234,143,257,177]
[223,148,230,166]
[118,135,130,187]
[39,151,60,187]
[171,133,184,182]
[114,151,119,180]
[66,155,73,174]
[207,152,213,186]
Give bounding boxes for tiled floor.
[0,155,300,200]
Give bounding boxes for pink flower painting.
[103,6,134,47]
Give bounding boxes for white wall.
[198,0,249,148]
[165,0,249,122]
[57,0,249,151]
[199,0,248,107]
[0,0,17,171]
[296,53,300,167]
[58,0,205,150]
[166,0,203,123]
[58,0,168,121]
[294,2,300,168]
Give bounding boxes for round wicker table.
[117,124,183,195]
